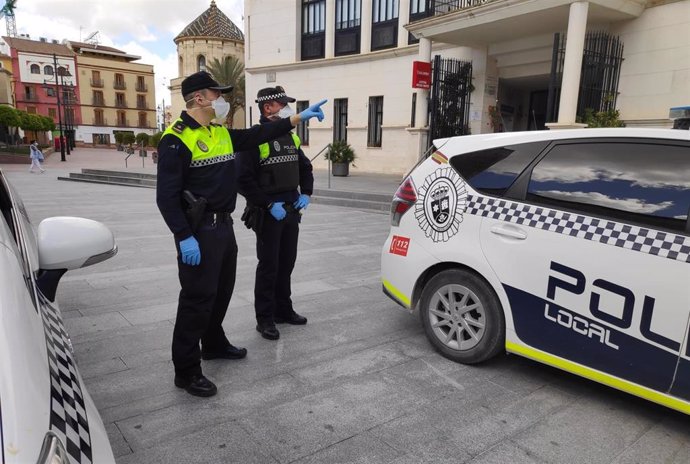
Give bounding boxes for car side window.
[526,141,690,233]
[450,142,547,196]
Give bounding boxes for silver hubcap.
[428,284,486,351]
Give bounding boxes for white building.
[244,0,690,174]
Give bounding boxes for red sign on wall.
[389,235,410,257]
[412,61,431,89]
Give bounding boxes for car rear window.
[450,142,546,196]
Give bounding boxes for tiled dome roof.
[174,0,244,43]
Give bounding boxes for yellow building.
[0,52,13,106]
[67,41,156,146]
[169,0,245,128]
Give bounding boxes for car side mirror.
[36,217,117,301]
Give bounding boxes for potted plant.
[114,131,124,151]
[135,133,150,157]
[324,140,356,177]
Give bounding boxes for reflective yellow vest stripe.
[259,132,300,160]
[163,119,235,167]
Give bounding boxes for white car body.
[381,128,690,414]
[0,171,116,464]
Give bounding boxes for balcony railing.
[94,117,107,126]
[136,83,148,92]
[301,32,325,61]
[136,101,148,109]
[371,19,398,51]
[24,94,38,101]
[335,27,360,56]
[91,78,104,87]
[117,119,130,127]
[410,0,498,22]
[92,98,105,106]
[113,81,127,90]
[115,100,127,108]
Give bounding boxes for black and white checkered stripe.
[467,195,690,264]
[260,154,298,166]
[256,92,287,103]
[189,153,235,168]
[39,301,92,464]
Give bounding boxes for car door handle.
[490,225,527,240]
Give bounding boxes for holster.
[182,190,208,233]
[241,204,265,233]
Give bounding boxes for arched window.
[178,56,183,76]
[197,55,206,72]
[44,65,54,75]
[30,64,40,74]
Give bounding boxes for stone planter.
[331,162,350,177]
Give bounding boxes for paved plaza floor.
[3,147,690,463]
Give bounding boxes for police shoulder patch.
[197,140,209,152]
[172,121,186,134]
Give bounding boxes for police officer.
[156,72,326,397]
[237,86,314,341]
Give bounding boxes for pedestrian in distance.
[156,70,327,398]
[29,140,45,173]
[237,86,313,341]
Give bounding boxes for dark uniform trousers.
[254,209,300,325]
[173,216,237,377]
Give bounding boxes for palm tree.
[206,56,245,127]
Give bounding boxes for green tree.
[150,131,163,148]
[40,115,55,131]
[206,56,245,127]
[0,105,19,127]
[135,132,150,147]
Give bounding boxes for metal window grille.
[302,0,326,60]
[296,101,310,145]
[429,55,473,145]
[334,98,348,142]
[546,31,624,123]
[367,96,383,147]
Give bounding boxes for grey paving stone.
[117,419,278,464]
[72,321,172,364]
[292,433,403,464]
[610,414,690,464]
[467,441,545,464]
[119,302,177,326]
[64,311,131,338]
[104,423,132,459]
[78,356,128,380]
[514,394,665,464]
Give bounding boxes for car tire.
[419,269,505,364]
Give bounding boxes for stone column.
[325,0,336,58]
[361,0,372,53]
[398,0,410,48]
[548,1,589,129]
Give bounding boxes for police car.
[381,128,690,414]
[0,170,117,463]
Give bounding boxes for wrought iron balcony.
[410,0,498,22]
[136,101,148,109]
[113,81,127,90]
[23,94,38,101]
[91,78,104,87]
[136,83,148,92]
[94,117,107,126]
[92,97,106,106]
[115,100,128,108]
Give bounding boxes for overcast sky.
[9,0,244,107]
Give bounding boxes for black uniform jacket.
[236,115,314,209]
[156,111,294,241]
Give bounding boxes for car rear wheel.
[419,269,505,364]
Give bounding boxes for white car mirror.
[37,217,117,270]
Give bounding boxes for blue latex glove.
[270,202,286,221]
[299,99,327,122]
[293,194,310,210]
[179,236,201,266]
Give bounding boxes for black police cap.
[255,86,296,104]
[181,71,233,96]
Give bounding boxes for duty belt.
[204,211,233,224]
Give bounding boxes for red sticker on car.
[390,235,410,256]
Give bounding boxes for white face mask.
[211,96,231,120]
[277,104,295,119]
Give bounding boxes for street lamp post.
[52,53,66,162]
[58,70,72,155]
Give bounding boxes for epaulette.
[172,120,186,134]
[210,122,222,127]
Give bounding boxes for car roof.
[433,128,690,156]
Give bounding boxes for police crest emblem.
[415,167,467,242]
[196,140,209,152]
[273,141,281,152]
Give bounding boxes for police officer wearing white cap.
[156,71,327,397]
